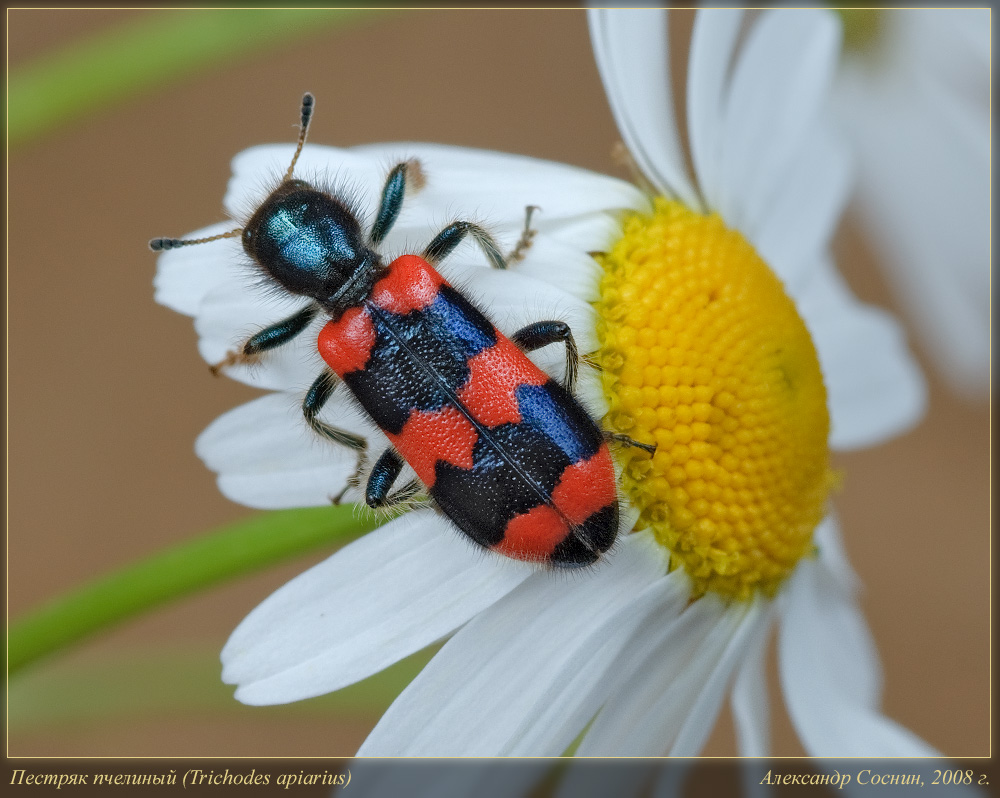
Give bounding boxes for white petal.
[575,594,722,756]
[686,9,743,207]
[779,519,941,756]
[572,368,610,424]
[357,532,670,756]
[668,599,769,756]
[226,144,381,224]
[837,50,989,397]
[752,126,852,295]
[196,392,377,509]
[152,224,243,316]
[798,520,881,708]
[509,562,691,755]
[797,260,926,450]
[812,511,862,594]
[730,602,776,757]
[719,9,840,237]
[900,9,990,91]
[223,511,533,704]
[577,594,761,756]
[352,142,647,227]
[587,8,701,208]
[546,212,631,254]
[503,232,604,303]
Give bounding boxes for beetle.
[151,93,652,567]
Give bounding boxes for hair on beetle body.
[152,93,655,568]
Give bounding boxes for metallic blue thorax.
[263,199,359,274]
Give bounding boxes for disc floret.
[596,199,835,599]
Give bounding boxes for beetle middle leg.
[511,320,579,393]
[303,369,371,505]
[422,203,542,273]
[210,304,319,375]
[423,221,507,271]
[366,448,422,510]
[302,369,367,451]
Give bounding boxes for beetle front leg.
[210,304,319,375]
[511,320,579,393]
[370,159,425,246]
[423,205,541,271]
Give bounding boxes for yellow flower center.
[595,198,834,600]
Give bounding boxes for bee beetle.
[152,93,653,567]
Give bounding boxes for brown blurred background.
[7,8,989,758]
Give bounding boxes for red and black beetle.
[152,93,652,567]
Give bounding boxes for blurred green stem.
[9,645,434,732]
[9,8,376,146]
[9,506,379,676]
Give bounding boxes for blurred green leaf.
[9,8,377,146]
[9,645,435,732]
[833,8,886,54]
[9,505,380,676]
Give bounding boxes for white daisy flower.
[834,8,990,399]
[154,7,933,755]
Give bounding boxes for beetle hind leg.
[365,448,425,517]
[605,430,656,455]
[511,320,580,393]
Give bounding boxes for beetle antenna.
[149,228,242,252]
[283,92,315,182]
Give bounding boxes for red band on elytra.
[387,405,478,488]
[317,308,376,376]
[458,337,549,427]
[372,255,447,314]
[551,443,617,525]
[493,504,569,562]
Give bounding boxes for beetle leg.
[605,431,657,455]
[370,159,425,246]
[210,304,319,376]
[302,369,367,451]
[511,320,579,393]
[423,221,506,271]
[366,448,421,509]
[505,205,540,266]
